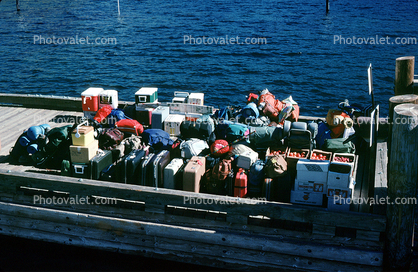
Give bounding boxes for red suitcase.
[234,168,248,198]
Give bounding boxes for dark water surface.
[0,0,418,270]
[1,0,418,118]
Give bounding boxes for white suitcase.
[236,150,259,170]
[163,158,184,189]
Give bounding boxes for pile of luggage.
[9,87,372,208]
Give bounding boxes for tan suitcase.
[183,156,206,193]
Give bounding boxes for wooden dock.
[0,94,389,271]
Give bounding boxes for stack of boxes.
[327,153,356,211]
[290,158,330,206]
[289,151,356,210]
[70,125,98,179]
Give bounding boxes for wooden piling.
[326,0,329,14]
[395,56,415,95]
[386,103,418,270]
[16,0,20,11]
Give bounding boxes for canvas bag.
[322,138,355,154]
[180,138,209,159]
[264,155,287,178]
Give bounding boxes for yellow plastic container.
[71,126,94,146]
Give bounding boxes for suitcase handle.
[74,165,85,174]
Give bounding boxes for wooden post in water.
[386,103,418,270]
[395,56,415,95]
[326,0,329,14]
[16,0,20,11]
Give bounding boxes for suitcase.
[247,159,265,197]
[136,107,154,126]
[151,106,170,130]
[236,150,259,170]
[100,163,118,182]
[138,153,156,185]
[90,150,113,180]
[234,168,248,198]
[121,149,146,184]
[204,171,234,196]
[164,158,184,189]
[183,156,206,193]
[146,150,171,188]
[72,163,92,179]
[262,178,273,201]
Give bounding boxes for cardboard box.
[70,140,98,163]
[135,87,158,104]
[332,153,355,165]
[290,190,323,206]
[310,149,332,161]
[327,161,355,188]
[295,179,327,193]
[266,146,288,159]
[286,148,310,177]
[327,183,354,212]
[164,114,185,136]
[71,126,95,147]
[296,159,329,183]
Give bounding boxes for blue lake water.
[1,0,418,118]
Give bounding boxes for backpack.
[180,115,215,141]
[142,129,173,151]
[226,124,250,143]
[248,159,266,196]
[180,138,209,159]
[9,131,31,165]
[212,158,233,181]
[315,121,332,149]
[265,155,287,178]
[241,103,259,119]
[33,125,74,169]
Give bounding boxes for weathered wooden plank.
[2,191,384,251]
[0,222,380,272]
[312,224,335,236]
[0,169,387,232]
[0,170,386,232]
[373,142,388,215]
[0,93,83,112]
[357,230,381,242]
[0,201,384,267]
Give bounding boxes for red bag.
[115,119,144,136]
[258,90,284,121]
[210,139,230,157]
[94,105,113,123]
